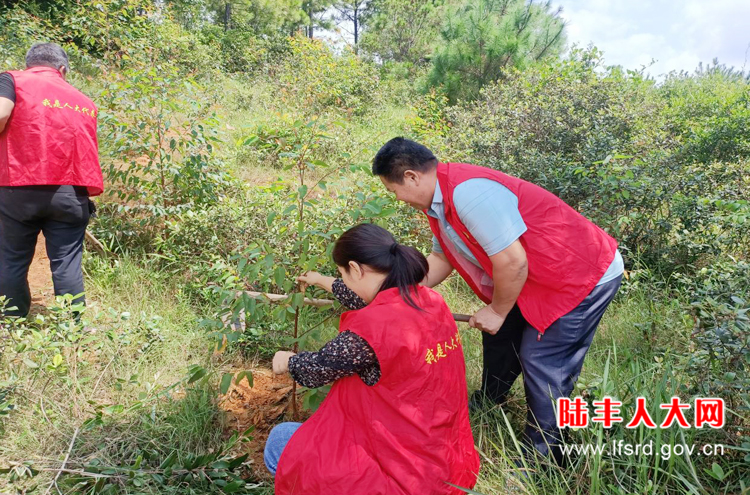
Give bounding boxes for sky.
[552,0,750,77]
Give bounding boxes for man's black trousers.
[0,185,91,317]
[478,276,622,461]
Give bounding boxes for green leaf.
[235,371,253,388]
[188,366,207,384]
[223,480,244,493]
[23,358,39,369]
[210,460,230,470]
[711,463,725,480]
[237,257,247,274]
[274,266,285,289]
[228,453,249,470]
[242,135,259,146]
[291,293,305,309]
[182,454,197,470]
[220,373,234,395]
[302,387,328,411]
[103,404,124,415]
[52,354,63,367]
[266,212,277,226]
[241,426,255,439]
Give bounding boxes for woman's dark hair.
[372,137,438,184]
[332,223,429,309]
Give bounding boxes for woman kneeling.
[266,223,479,495]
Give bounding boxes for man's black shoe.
[468,390,504,413]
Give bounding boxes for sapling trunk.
[289,124,313,421]
[291,288,300,421]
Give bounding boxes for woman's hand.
[273,351,296,374]
[297,271,335,292]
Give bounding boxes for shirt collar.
[424,181,443,218]
[432,181,443,206]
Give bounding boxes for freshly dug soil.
[219,367,311,479]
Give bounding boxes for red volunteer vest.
[275,286,479,495]
[428,162,617,333]
[0,67,103,196]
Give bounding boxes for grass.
[438,280,749,495]
[0,256,245,493]
[467,349,727,495]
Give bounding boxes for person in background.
[0,43,102,317]
[266,223,479,495]
[372,137,623,464]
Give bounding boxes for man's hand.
[0,97,14,134]
[273,351,296,374]
[297,271,334,292]
[469,305,506,335]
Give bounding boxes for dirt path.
[28,233,55,313]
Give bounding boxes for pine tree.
[428,0,566,102]
[359,0,447,65]
[333,0,370,50]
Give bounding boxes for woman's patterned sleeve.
[288,330,380,388]
[332,278,367,310]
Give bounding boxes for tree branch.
[43,427,80,495]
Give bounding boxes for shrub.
[95,65,235,252]
[274,36,381,116]
[661,62,750,164]
[199,27,292,75]
[676,261,750,422]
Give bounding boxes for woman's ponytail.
[332,224,429,309]
[382,243,428,309]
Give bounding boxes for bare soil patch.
[219,367,311,480]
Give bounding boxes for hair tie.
[389,243,399,255]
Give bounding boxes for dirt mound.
[219,367,311,479]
